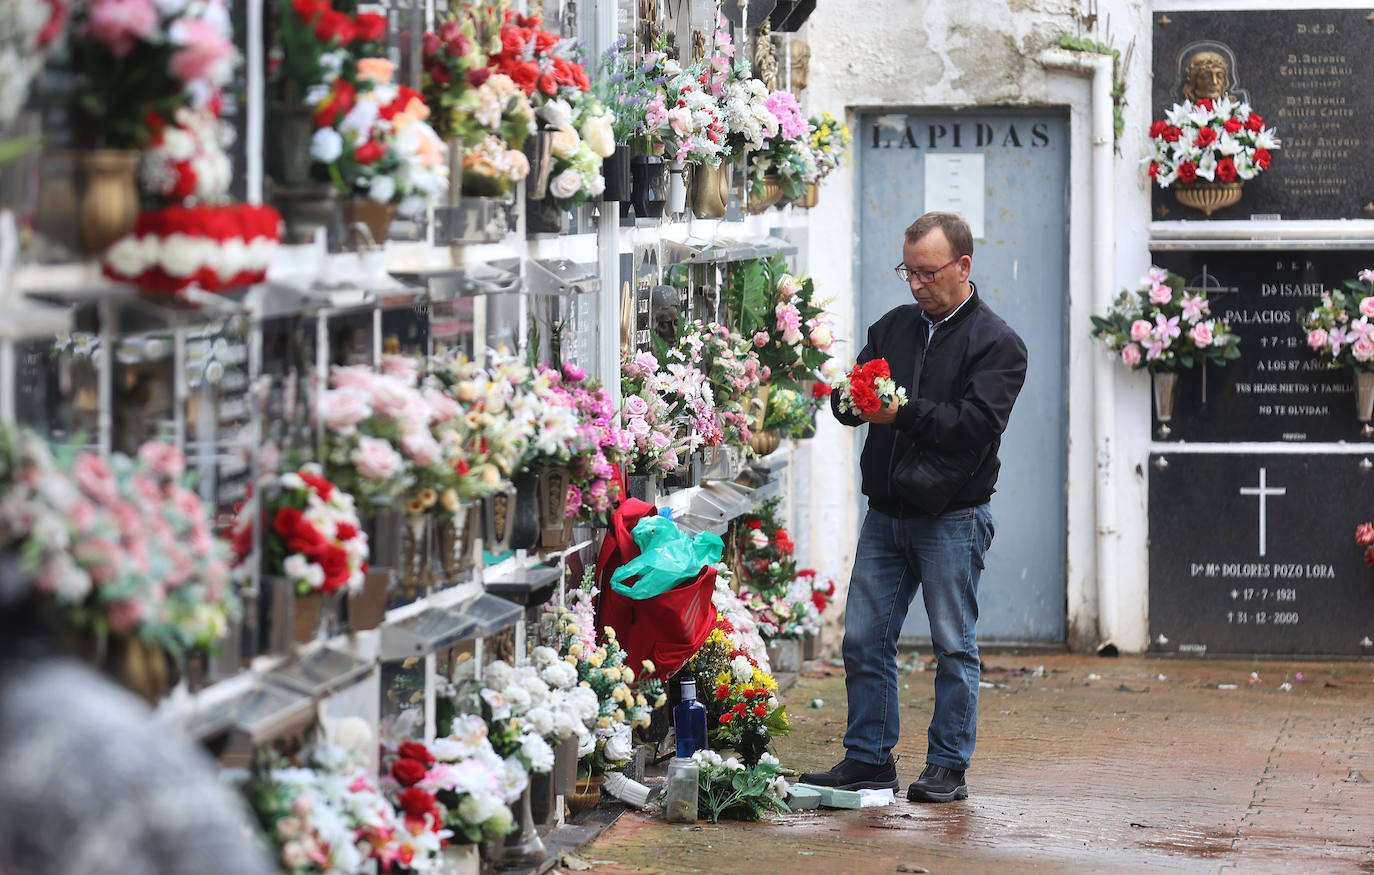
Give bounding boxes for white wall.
[797,0,1158,652]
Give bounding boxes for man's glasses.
[894,258,959,284]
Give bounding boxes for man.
[800,212,1028,802]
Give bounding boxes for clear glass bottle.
[665,756,699,823]
[673,677,707,758]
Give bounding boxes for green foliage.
[695,756,790,823]
[1058,33,1127,148]
[724,257,779,338]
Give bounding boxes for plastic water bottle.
[673,677,708,758]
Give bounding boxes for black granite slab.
[1149,451,1374,656]
[1151,9,1374,221]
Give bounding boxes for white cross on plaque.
[1239,467,1286,557]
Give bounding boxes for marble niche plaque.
[1151,9,1374,221]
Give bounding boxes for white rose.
[310,127,343,164]
[520,732,555,773]
[602,727,633,764]
[538,98,573,131]
[548,168,582,199]
[367,174,396,204]
[583,113,616,158]
[550,127,581,159]
[589,173,606,196]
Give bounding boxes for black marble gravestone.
[1149,451,1374,656]
[1149,249,1374,443]
[1151,9,1374,221]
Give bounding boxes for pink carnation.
[137,441,185,479]
[168,18,235,86]
[88,0,157,57]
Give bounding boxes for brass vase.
[75,149,140,255]
[749,428,782,456]
[1173,181,1243,216]
[747,174,783,214]
[793,181,820,209]
[537,467,572,550]
[688,161,731,218]
[339,198,396,248]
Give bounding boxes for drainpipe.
[1039,48,1118,650]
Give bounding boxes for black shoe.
[906,763,968,802]
[798,756,900,791]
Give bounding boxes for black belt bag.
[891,345,990,516]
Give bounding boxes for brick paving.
[577,652,1374,874]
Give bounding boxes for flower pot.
[537,467,573,550]
[793,180,820,209]
[482,488,516,555]
[274,183,338,244]
[1356,371,1374,434]
[293,590,326,644]
[1173,180,1243,217]
[1152,370,1178,439]
[629,155,666,219]
[688,160,731,218]
[338,198,395,249]
[523,130,555,200]
[747,174,783,214]
[767,638,803,674]
[601,146,632,202]
[803,629,822,660]
[525,195,567,236]
[266,101,317,187]
[346,569,390,632]
[442,843,480,875]
[75,149,140,255]
[565,774,603,818]
[625,473,662,507]
[509,471,542,552]
[499,783,548,869]
[667,160,688,214]
[749,428,781,456]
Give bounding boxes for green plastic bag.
[608,515,724,599]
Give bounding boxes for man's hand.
[860,397,901,425]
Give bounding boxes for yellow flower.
[635,694,647,708]
[620,666,635,683]
[596,716,611,729]
[569,642,583,657]
[613,708,625,723]
[589,652,604,668]
[418,488,437,508]
[641,659,656,674]
[440,488,460,511]
[654,694,667,707]
[565,655,577,664]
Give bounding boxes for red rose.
[422,31,439,56]
[354,140,386,163]
[732,702,747,713]
[534,29,557,53]
[1356,522,1374,547]
[272,505,304,537]
[438,20,461,42]
[335,521,358,541]
[353,11,387,43]
[398,787,437,818]
[810,590,828,612]
[753,705,768,718]
[1161,126,1181,143]
[1254,148,1272,170]
[719,712,734,724]
[292,0,327,24]
[1177,161,1198,184]
[1148,120,1167,138]
[537,72,558,95]
[390,757,428,787]
[1222,117,1242,134]
[1215,157,1237,183]
[297,470,334,501]
[1148,162,1160,180]
[466,66,491,88]
[313,542,350,592]
[398,742,436,765]
[1194,127,1217,148]
[314,8,357,44]
[428,62,451,85]
[1245,113,1264,132]
[506,61,539,95]
[499,27,528,56]
[1195,97,1214,111]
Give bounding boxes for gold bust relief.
[1183,50,1231,102]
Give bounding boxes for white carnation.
[310,127,343,164]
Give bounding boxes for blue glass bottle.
[673,677,708,758]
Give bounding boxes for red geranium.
[1254,148,1272,170]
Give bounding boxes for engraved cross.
[1239,467,1286,557]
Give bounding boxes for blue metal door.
[856,108,1069,644]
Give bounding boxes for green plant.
[693,750,790,822]
[1058,33,1128,149]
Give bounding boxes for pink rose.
[400,429,441,466]
[168,484,204,520]
[1121,344,1142,367]
[1148,284,1172,305]
[1307,327,1328,351]
[73,453,118,504]
[380,354,419,382]
[319,388,372,431]
[351,435,405,481]
[137,441,185,479]
[1360,297,1374,319]
[331,366,376,391]
[622,395,649,417]
[423,388,460,423]
[88,0,158,57]
[1353,338,1374,362]
[168,19,235,86]
[1129,320,1153,342]
[626,416,650,435]
[1189,323,1214,348]
[752,331,769,348]
[368,374,420,420]
[107,598,146,635]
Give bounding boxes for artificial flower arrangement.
[808,111,852,181]
[0,427,237,654]
[102,202,282,294]
[429,350,538,494]
[687,623,790,766]
[672,319,769,448]
[68,0,236,149]
[1146,96,1280,190]
[381,732,512,855]
[543,362,632,519]
[309,57,449,217]
[709,565,771,670]
[725,256,837,389]
[746,89,815,202]
[644,53,728,169]
[691,749,789,823]
[228,466,368,597]
[697,17,763,164]
[734,498,795,597]
[1091,265,1242,371]
[0,0,66,155]
[589,38,662,155]
[619,350,700,476]
[538,94,616,208]
[835,358,909,416]
[1299,268,1374,370]
[760,385,827,438]
[421,4,535,197]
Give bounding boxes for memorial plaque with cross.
[1149,451,1374,656]
[1149,250,1374,443]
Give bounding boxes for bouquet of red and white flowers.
[231,466,369,596]
[835,358,908,417]
[102,203,282,295]
[1146,97,1280,189]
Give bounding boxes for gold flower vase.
[75,149,140,255]
[689,161,731,218]
[1173,181,1243,216]
[747,174,783,214]
[749,428,781,456]
[793,181,820,209]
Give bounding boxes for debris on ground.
[1344,770,1369,784]
[1217,683,1238,690]
[896,864,929,873]
[810,698,824,708]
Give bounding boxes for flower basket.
[689,161,731,218]
[793,181,819,209]
[1173,180,1243,216]
[749,428,781,456]
[1152,370,1179,439]
[565,775,603,818]
[747,174,783,214]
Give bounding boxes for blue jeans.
[842,504,994,772]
